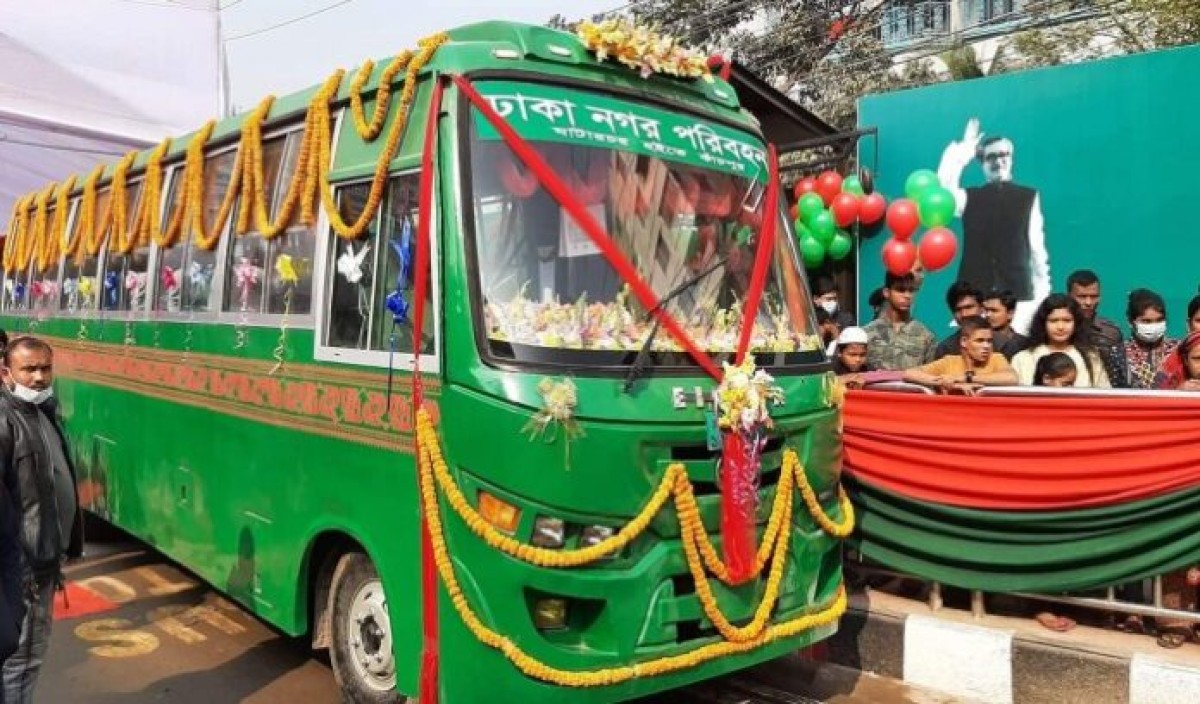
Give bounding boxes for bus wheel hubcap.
[347,579,395,691]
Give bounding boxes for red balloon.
[789,203,799,221]
[859,192,886,225]
[882,238,918,276]
[886,198,920,240]
[815,171,843,205]
[919,226,959,272]
[829,192,860,228]
[793,177,817,200]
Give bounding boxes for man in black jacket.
[0,337,82,703]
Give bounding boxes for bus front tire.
[330,552,405,703]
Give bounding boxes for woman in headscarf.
[1153,331,1200,391]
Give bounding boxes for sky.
[221,0,618,112]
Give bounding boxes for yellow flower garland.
[67,165,104,262]
[27,185,55,273]
[316,33,448,240]
[415,408,852,686]
[43,175,77,272]
[349,50,415,141]
[3,194,34,272]
[134,138,174,249]
[109,150,141,255]
[4,32,449,272]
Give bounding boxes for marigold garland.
[316,33,448,239]
[43,175,77,272]
[134,137,174,249]
[67,165,105,263]
[3,194,34,272]
[4,31,449,272]
[415,409,852,685]
[349,50,415,140]
[109,150,142,255]
[27,185,55,273]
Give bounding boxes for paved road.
[41,539,339,704]
[38,537,957,704]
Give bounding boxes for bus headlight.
[580,524,614,548]
[478,491,521,534]
[531,517,565,548]
[533,598,568,630]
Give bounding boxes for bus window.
[100,180,148,312]
[225,224,267,313]
[156,166,184,312]
[266,223,315,314]
[183,150,235,313]
[326,182,378,348]
[221,131,314,316]
[30,205,60,315]
[371,175,430,353]
[324,174,431,354]
[9,266,30,312]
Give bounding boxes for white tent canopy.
[1,0,224,224]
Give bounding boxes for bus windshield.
[465,80,823,370]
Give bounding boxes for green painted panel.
[858,45,1200,336]
[472,80,769,179]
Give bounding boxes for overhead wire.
[224,0,355,41]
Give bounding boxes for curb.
[825,590,1200,704]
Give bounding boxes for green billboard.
[858,44,1200,337]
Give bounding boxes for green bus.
[0,20,848,704]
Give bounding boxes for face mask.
[10,383,53,405]
[1135,321,1166,343]
[819,300,839,315]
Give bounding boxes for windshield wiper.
[621,254,729,393]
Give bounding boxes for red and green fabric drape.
[842,392,1200,592]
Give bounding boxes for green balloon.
[918,186,957,228]
[799,235,826,269]
[905,169,939,201]
[809,210,836,245]
[828,230,853,260]
[842,175,865,197]
[797,192,825,223]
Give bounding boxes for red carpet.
[52,581,120,621]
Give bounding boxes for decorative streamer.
[233,257,261,349]
[269,254,299,375]
[715,360,784,584]
[103,271,119,310]
[336,241,372,347]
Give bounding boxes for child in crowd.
[1032,352,1077,388]
[832,327,872,377]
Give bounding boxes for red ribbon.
[735,146,779,363]
[414,76,445,704]
[720,430,761,583]
[452,74,723,382]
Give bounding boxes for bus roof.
[42,20,756,192]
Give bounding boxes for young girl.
[1032,352,1077,387]
[1011,294,1110,387]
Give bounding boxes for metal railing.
[850,562,1200,626]
[847,383,1200,626]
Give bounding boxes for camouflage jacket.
[864,318,937,371]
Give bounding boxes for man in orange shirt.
[904,316,1018,395]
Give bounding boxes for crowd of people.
[817,269,1200,396]
[819,270,1200,646]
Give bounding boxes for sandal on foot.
[1116,615,1145,634]
[1035,612,1077,632]
[1157,632,1188,649]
